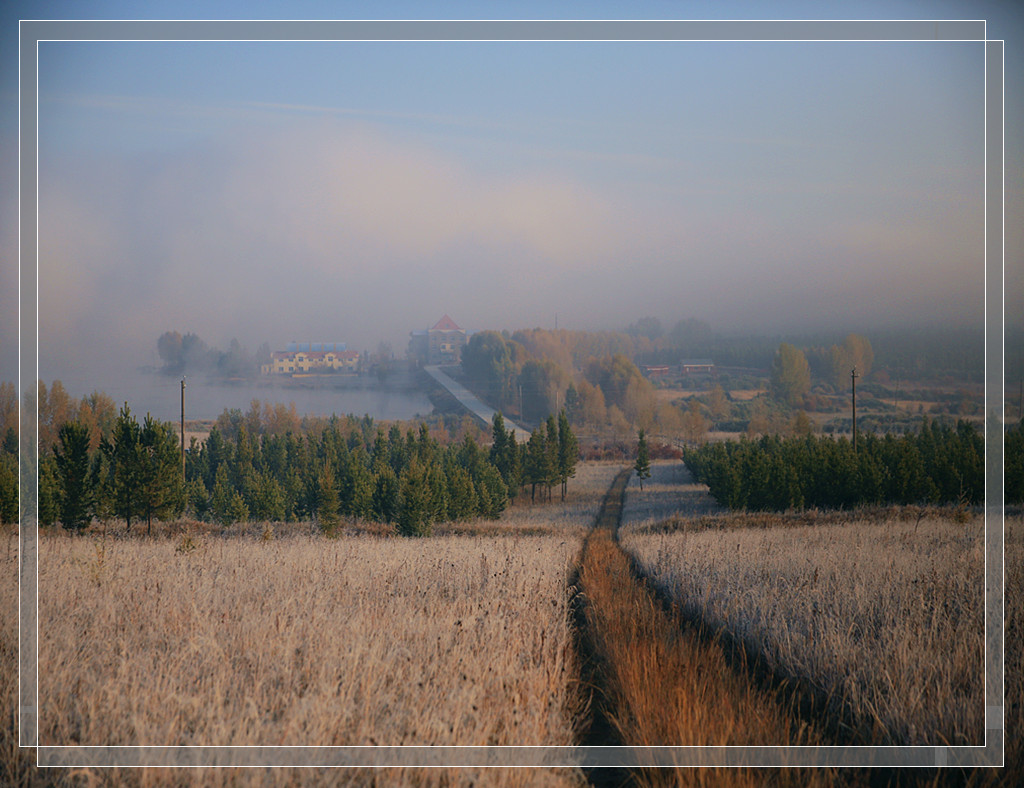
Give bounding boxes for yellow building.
[262,349,360,375]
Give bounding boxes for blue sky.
[2,1,1021,390]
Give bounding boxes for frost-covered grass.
[619,461,986,747]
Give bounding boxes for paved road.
[423,366,531,442]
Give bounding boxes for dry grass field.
[620,462,987,749]
[2,464,624,787]
[39,534,583,750]
[4,460,1018,786]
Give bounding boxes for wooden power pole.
[851,367,859,453]
[180,377,186,481]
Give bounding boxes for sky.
[2,1,1022,396]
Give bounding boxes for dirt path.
[571,468,828,787]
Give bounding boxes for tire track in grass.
[571,468,832,788]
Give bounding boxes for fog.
[4,24,1018,413]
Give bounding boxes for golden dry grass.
[619,463,986,748]
[0,465,619,787]
[30,532,586,787]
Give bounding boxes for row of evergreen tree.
[28,403,579,536]
[683,417,985,511]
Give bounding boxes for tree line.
[20,393,579,536]
[683,417,985,511]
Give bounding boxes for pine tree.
[316,465,340,537]
[341,446,374,520]
[187,476,210,520]
[0,453,17,525]
[474,464,507,519]
[137,414,185,535]
[226,490,250,525]
[635,429,651,490]
[557,409,578,501]
[251,471,285,521]
[54,420,93,531]
[397,461,431,536]
[372,462,399,523]
[545,416,560,501]
[525,428,548,503]
[210,465,236,525]
[38,456,61,526]
[102,403,142,532]
[445,464,478,520]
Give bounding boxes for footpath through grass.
[571,469,830,788]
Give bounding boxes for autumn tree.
[681,399,709,446]
[708,384,731,423]
[829,334,874,388]
[518,359,569,423]
[461,330,517,409]
[769,343,811,407]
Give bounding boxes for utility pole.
[851,367,859,453]
[180,377,186,482]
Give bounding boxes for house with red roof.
[410,315,468,365]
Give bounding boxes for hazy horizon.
[4,4,1022,397]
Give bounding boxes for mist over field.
[3,8,1022,404]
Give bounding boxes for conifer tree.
[545,416,560,501]
[102,403,142,532]
[226,490,250,525]
[525,428,548,503]
[186,476,210,520]
[372,462,399,523]
[137,414,185,535]
[557,409,578,501]
[474,464,507,519]
[251,471,285,521]
[210,464,235,525]
[0,448,16,525]
[54,420,93,531]
[635,429,651,490]
[38,456,61,526]
[316,464,340,537]
[397,461,431,536]
[445,464,478,520]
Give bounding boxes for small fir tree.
[316,465,340,537]
[54,420,93,531]
[635,429,652,491]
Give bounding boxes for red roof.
[431,314,461,332]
